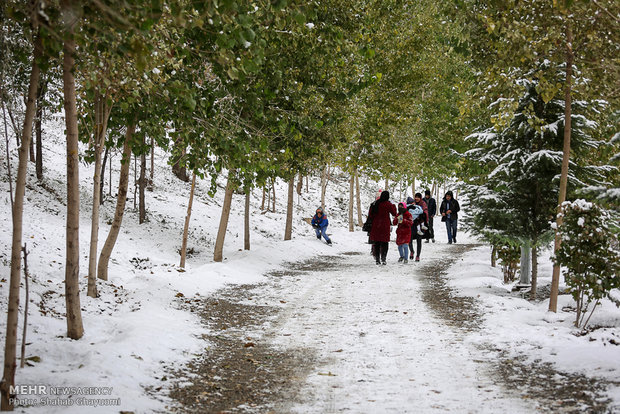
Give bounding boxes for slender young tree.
[180,173,196,269]
[284,176,295,240]
[549,20,574,312]
[355,169,363,226]
[139,137,146,223]
[1,7,42,410]
[62,0,84,339]
[244,190,251,250]
[348,174,355,231]
[87,93,112,298]
[98,122,135,281]
[214,173,235,262]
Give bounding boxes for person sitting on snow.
[312,207,332,245]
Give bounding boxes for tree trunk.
[98,122,135,281]
[1,22,41,411]
[100,146,109,204]
[180,173,196,268]
[320,165,328,210]
[261,186,266,211]
[271,179,276,212]
[550,20,573,313]
[7,107,21,148]
[87,93,111,298]
[172,140,189,182]
[296,173,303,196]
[244,190,250,250]
[133,154,137,210]
[19,245,29,369]
[108,150,112,196]
[148,136,154,191]
[28,132,35,162]
[35,78,45,180]
[519,244,531,286]
[2,101,14,209]
[214,174,234,262]
[284,176,294,240]
[491,245,497,267]
[355,169,363,227]
[348,173,354,232]
[530,246,539,301]
[139,137,146,224]
[62,0,84,341]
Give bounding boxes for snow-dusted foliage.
[463,70,610,253]
[554,200,620,328]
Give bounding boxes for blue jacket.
[407,205,423,221]
[312,213,329,228]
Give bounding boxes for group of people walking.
[363,189,460,265]
[309,188,461,264]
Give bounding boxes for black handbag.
[362,218,373,232]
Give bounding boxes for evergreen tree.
[463,67,610,297]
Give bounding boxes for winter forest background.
[1,0,619,413]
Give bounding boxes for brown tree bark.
[549,20,573,313]
[261,186,266,211]
[271,179,276,212]
[284,176,294,240]
[244,190,250,250]
[62,0,84,341]
[98,122,135,281]
[148,136,154,191]
[214,174,235,262]
[180,173,196,268]
[139,136,146,224]
[29,131,35,163]
[296,173,303,196]
[172,139,189,182]
[19,245,29,370]
[348,174,354,232]
[34,78,46,180]
[87,93,111,298]
[1,20,41,411]
[133,154,137,210]
[355,169,363,227]
[100,146,108,204]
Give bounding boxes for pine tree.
[464,67,609,297]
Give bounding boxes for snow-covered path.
[258,245,534,413]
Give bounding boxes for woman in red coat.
[393,202,413,263]
[368,190,397,265]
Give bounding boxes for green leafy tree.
[555,199,620,328]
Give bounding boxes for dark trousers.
[408,231,422,258]
[426,217,435,240]
[373,241,389,262]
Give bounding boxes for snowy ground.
[1,115,619,413]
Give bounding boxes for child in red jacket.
[393,202,413,263]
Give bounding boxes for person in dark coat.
[393,202,413,263]
[407,193,428,262]
[368,190,397,265]
[423,189,437,243]
[311,207,332,245]
[440,190,460,244]
[363,190,383,256]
